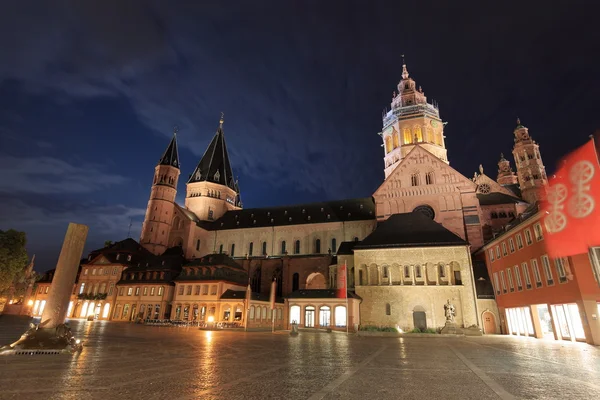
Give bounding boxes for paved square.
[1,316,599,399]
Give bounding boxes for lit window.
[516,234,523,249]
[524,229,533,245]
[521,262,531,289]
[502,242,508,256]
[127,287,133,296]
[507,268,514,292]
[135,287,140,296]
[531,259,542,287]
[489,249,495,262]
[151,287,156,296]
[541,255,553,285]
[555,258,568,283]
[187,285,192,295]
[514,265,523,290]
[493,273,500,295]
[178,286,184,295]
[496,246,501,259]
[508,238,515,253]
[500,271,507,293]
[533,223,544,241]
[79,283,85,294]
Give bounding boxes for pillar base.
[440,322,463,335]
[0,323,83,355]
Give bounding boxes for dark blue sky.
[1,1,598,272]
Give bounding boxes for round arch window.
[413,205,435,219]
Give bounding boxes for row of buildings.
[19,60,600,343]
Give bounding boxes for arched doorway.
[483,311,497,334]
[413,306,427,330]
[290,305,301,325]
[319,306,331,328]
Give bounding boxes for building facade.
[477,207,600,345]
[29,60,561,335]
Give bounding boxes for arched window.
[415,265,422,278]
[353,237,359,242]
[392,131,399,148]
[230,243,235,257]
[404,265,410,278]
[331,238,337,254]
[249,306,255,320]
[425,171,434,185]
[262,241,267,256]
[414,125,423,142]
[439,264,446,278]
[411,172,420,186]
[315,239,321,254]
[294,240,300,254]
[219,244,223,253]
[334,306,347,327]
[359,270,364,285]
[426,126,433,143]
[248,242,254,256]
[385,303,391,315]
[292,273,299,291]
[196,239,200,251]
[491,212,498,219]
[281,241,287,254]
[403,128,412,144]
[319,306,331,327]
[385,136,392,153]
[383,266,389,278]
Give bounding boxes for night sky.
[1,1,598,272]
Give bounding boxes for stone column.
[41,223,88,329]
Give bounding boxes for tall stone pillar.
[41,223,88,329]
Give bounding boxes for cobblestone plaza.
[1,316,599,399]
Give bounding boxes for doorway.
[413,311,427,330]
[482,311,496,334]
[305,306,315,327]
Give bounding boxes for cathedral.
[32,61,548,333]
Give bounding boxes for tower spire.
[158,128,180,169]
[401,54,409,79]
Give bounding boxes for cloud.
[0,2,382,199]
[0,155,129,194]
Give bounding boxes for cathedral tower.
[140,131,180,255]
[511,119,547,204]
[379,58,448,179]
[185,115,242,221]
[496,153,519,185]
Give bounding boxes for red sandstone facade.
[478,209,600,345]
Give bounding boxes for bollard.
[290,321,299,336]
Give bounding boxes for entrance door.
[483,311,496,334]
[305,306,315,327]
[413,311,427,330]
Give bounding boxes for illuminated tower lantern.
[140,130,180,255]
[379,57,448,179]
[511,118,547,204]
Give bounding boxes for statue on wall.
[444,299,456,323]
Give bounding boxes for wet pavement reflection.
[1,315,599,399]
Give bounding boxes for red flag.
[269,279,276,310]
[336,262,347,298]
[541,139,600,257]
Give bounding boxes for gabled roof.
[477,192,526,206]
[201,197,375,230]
[187,118,237,192]
[158,133,180,169]
[373,145,477,197]
[355,212,467,249]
